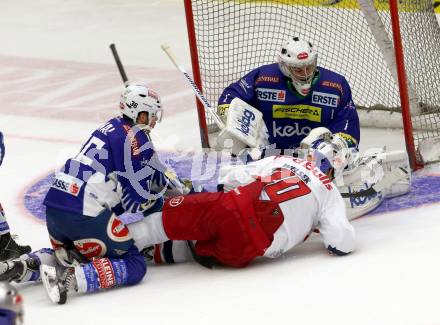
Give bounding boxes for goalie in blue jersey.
[215,37,411,219]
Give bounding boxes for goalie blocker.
[215,98,269,156]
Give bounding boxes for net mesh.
[187,0,440,147]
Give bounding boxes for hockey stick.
[340,167,409,198]
[160,44,225,130]
[109,43,129,85]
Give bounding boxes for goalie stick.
[161,44,225,130]
[340,167,409,198]
[109,43,129,85]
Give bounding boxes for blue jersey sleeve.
[109,124,166,214]
[326,78,360,147]
[218,68,261,108]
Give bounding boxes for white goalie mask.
[0,282,23,325]
[276,37,318,96]
[120,84,163,130]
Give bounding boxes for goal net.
[184,0,440,165]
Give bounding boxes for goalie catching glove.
[300,127,358,175]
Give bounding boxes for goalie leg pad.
[337,149,411,220]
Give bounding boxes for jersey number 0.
[263,168,311,203]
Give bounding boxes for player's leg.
[0,203,31,261]
[41,246,146,304]
[160,191,260,267]
[0,248,56,283]
[41,207,147,304]
[127,190,265,268]
[141,240,194,264]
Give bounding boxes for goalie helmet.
[0,282,23,325]
[276,37,318,96]
[120,84,163,129]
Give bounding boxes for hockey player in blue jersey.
[216,37,360,176]
[0,84,189,304]
[0,131,31,261]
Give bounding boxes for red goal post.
[184,0,440,169]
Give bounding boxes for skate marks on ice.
[23,151,440,222]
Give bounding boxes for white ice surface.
[0,1,440,325]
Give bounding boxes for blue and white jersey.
[44,117,166,217]
[218,63,360,149]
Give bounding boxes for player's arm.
[326,77,360,146]
[317,190,355,256]
[110,131,164,215]
[217,68,261,121]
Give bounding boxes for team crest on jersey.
[169,196,184,207]
[74,238,107,259]
[256,88,286,102]
[107,215,132,242]
[311,91,340,108]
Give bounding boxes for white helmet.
[276,37,318,96]
[120,84,163,129]
[0,282,23,325]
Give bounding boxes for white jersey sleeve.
[317,186,355,255]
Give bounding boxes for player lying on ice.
[0,83,192,305]
[213,37,411,219]
[0,153,355,304]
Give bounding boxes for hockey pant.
[161,180,284,268]
[41,207,146,292]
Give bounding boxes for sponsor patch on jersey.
[321,80,344,96]
[107,214,132,243]
[311,91,340,108]
[51,173,83,197]
[272,105,322,122]
[169,196,184,207]
[256,76,280,84]
[74,238,107,259]
[272,121,312,137]
[256,88,286,102]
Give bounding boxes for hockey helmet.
[0,282,23,325]
[276,37,318,96]
[120,84,163,128]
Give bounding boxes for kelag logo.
[235,109,256,136]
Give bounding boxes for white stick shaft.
[161,44,225,129]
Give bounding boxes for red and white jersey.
[218,156,355,258]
